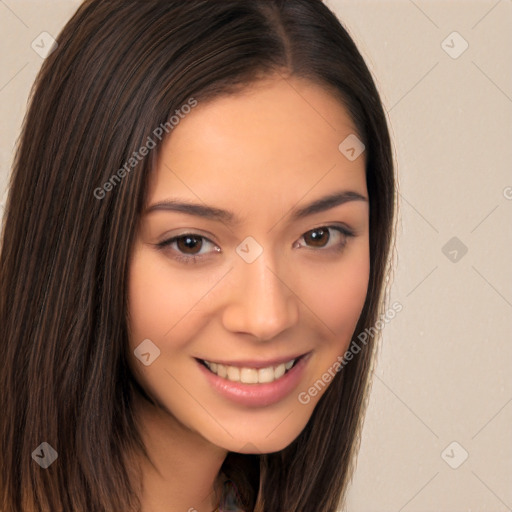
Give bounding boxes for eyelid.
[154,232,220,262]
[294,225,355,251]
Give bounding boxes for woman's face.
[127,75,370,454]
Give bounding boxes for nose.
[221,251,300,341]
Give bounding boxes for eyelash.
[155,225,356,265]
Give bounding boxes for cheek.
[126,247,210,409]
[128,255,171,347]
[127,247,217,350]
[305,243,370,341]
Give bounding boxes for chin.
[199,407,315,455]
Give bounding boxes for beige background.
[1,1,511,511]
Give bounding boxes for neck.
[131,393,228,512]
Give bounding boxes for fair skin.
[127,74,370,512]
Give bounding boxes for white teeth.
[240,368,258,384]
[257,367,274,383]
[203,359,296,384]
[274,363,286,379]
[227,366,240,381]
[217,364,227,378]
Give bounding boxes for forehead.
[148,76,367,222]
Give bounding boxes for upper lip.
[196,352,309,369]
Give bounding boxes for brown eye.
[303,227,330,248]
[175,235,203,255]
[295,225,356,253]
[156,233,220,264]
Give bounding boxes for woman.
[0,0,396,510]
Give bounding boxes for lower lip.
[197,353,312,407]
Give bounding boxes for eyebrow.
[144,190,368,225]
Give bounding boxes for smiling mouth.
[197,355,306,384]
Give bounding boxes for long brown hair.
[0,1,396,510]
